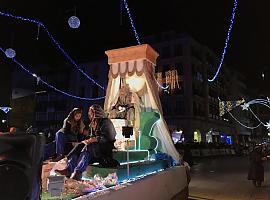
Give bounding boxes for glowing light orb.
[5,48,16,58]
[68,16,80,29]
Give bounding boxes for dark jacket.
[68,118,116,159]
[91,118,116,143]
[248,148,264,181]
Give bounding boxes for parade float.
[42,44,189,200]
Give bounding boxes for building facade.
[34,60,108,134]
[144,31,252,143]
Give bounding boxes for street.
[189,156,270,200]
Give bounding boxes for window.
[80,67,86,81]
[79,86,85,97]
[93,67,98,79]
[92,85,99,98]
[175,63,183,75]
[162,65,170,74]
[191,46,201,61]
[161,46,171,58]
[174,44,183,57]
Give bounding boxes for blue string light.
[120,0,123,26]
[155,79,169,90]
[122,2,173,91]
[122,0,141,45]
[208,0,238,82]
[0,47,105,101]
[0,11,105,90]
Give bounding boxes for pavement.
[188,156,270,200]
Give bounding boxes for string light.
[165,69,180,92]
[225,108,262,130]
[208,0,238,82]
[241,98,270,130]
[122,0,173,91]
[155,78,169,90]
[218,98,244,116]
[122,0,141,45]
[121,0,239,85]
[248,107,266,126]
[0,11,105,90]
[225,97,270,130]
[156,72,169,91]
[120,0,123,26]
[0,47,105,101]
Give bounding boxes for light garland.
[248,107,267,126]
[219,99,245,116]
[223,97,270,131]
[0,47,105,101]
[165,69,180,92]
[155,78,169,90]
[225,107,262,130]
[208,0,238,82]
[0,11,105,90]
[122,0,141,45]
[156,72,163,91]
[122,0,169,91]
[155,72,169,91]
[241,98,270,130]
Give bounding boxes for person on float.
[56,104,117,180]
[52,108,85,162]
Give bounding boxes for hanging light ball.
[68,16,80,29]
[5,48,16,58]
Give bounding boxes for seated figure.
[109,84,135,125]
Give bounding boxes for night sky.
[0,0,269,94]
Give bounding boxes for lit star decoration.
[241,103,249,111]
[0,107,12,114]
[5,48,16,58]
[224,98,270,131]
[265,120,270,130]
[68,16,80,29]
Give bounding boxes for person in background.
[56,104,117,180]
[247,145,270,187]
[52,108,85,162]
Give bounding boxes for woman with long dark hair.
[53,108,85,162]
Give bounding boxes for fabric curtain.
[104,59,179,163]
